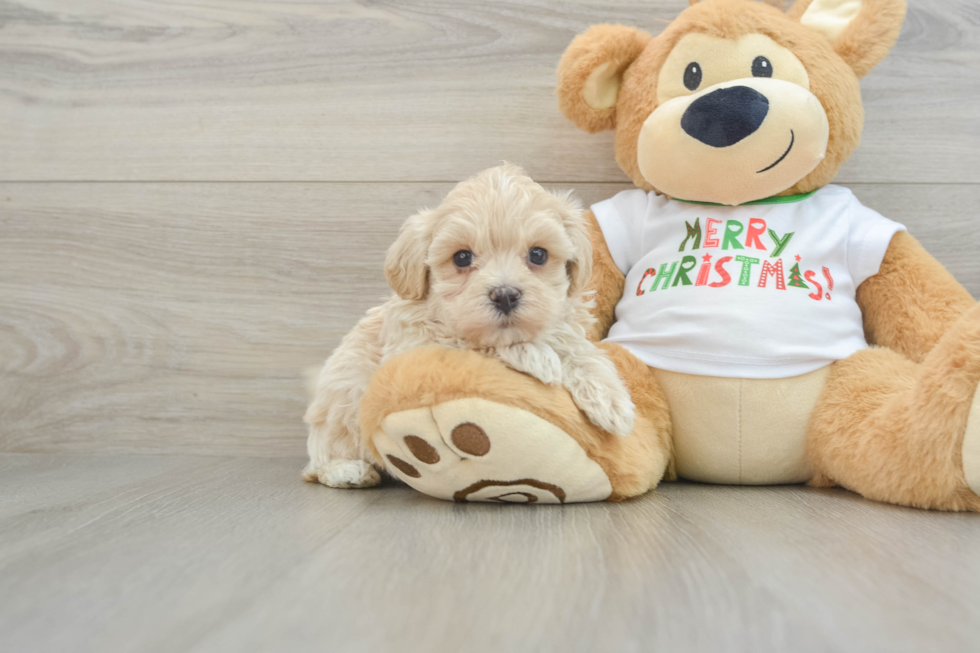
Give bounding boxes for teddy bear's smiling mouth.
[757,129,795,174]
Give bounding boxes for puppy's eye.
[452,250,474,268]
[528,247,548,266]
[752,56,773,78]
[683,62,702,91]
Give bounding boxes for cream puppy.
[304,164,635,488]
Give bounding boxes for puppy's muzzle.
[489,286,522,316]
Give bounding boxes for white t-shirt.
[592,185,905,379]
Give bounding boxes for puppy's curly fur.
[304,165,636,488]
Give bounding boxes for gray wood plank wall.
[2,0,978,456]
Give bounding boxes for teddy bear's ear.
[789,0,907,78]
[556,24,652,133]
[384,209,434,301]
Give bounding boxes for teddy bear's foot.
[372,399,614,503]
[809,303,980,512]
[302,459,381,489]
[358,346,673,503]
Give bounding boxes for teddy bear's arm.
[857,231,975,363]
[583,210,625,342]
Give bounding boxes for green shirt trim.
[673,190,818,207]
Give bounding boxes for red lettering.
[636,268,656,296]
[745,218,768,250]
[758,259,786,290]
[709,256,733,287]
[704,218,721,248]
[804,270,824,301]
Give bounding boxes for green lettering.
[722,221,745,250]
[678,218,702,252]
[650,261,677,291]
[735,255,760,286]
[768,229,794,257]
[672,255,698,287]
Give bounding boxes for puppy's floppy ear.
[556,24,652,134]
[553,191,593,295]
[566,229,593,296]
[789,0,906,78]
[384,209,433,300]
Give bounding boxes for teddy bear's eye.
[752,56,773,78]
[453,250,474,268]
[683,62,702,91]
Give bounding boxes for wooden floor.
[1,454,978,653]
[2,1,979,651]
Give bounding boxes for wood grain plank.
[0,454,384,653]
[0,0,977,182]
[660,484,980,652]
[0,181,626,456]
[1,181,977,456]
[1,454,977,653]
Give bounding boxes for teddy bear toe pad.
[372,398,613,503]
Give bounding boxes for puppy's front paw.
[580,385,636,438]
[303,459,381,489]
[563,357,636,438]
[495,343,562,385]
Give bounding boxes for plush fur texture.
[808,303,980,512]
[583,210,625,342]
[556,25,652,134]
[789,0,907,78]
[343,0,979,511]
[305,165,637,488]
[555,0,909,199]
[636,34,830,204]
[552,0,980,511]
[359,345,672,501]
[857,231,976,364]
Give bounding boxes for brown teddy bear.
[354,0,980,510]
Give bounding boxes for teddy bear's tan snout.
[636,77,829,206]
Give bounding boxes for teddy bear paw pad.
[372,398,613,503]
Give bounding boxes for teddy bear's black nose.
[681,85,770,148]
[489,286,522,315]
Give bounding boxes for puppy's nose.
[489,286,522,315]
[681,85,770,148]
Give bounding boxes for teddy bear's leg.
[807,303,980,512]
[593,341,676,491]
[358,345,671,502]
